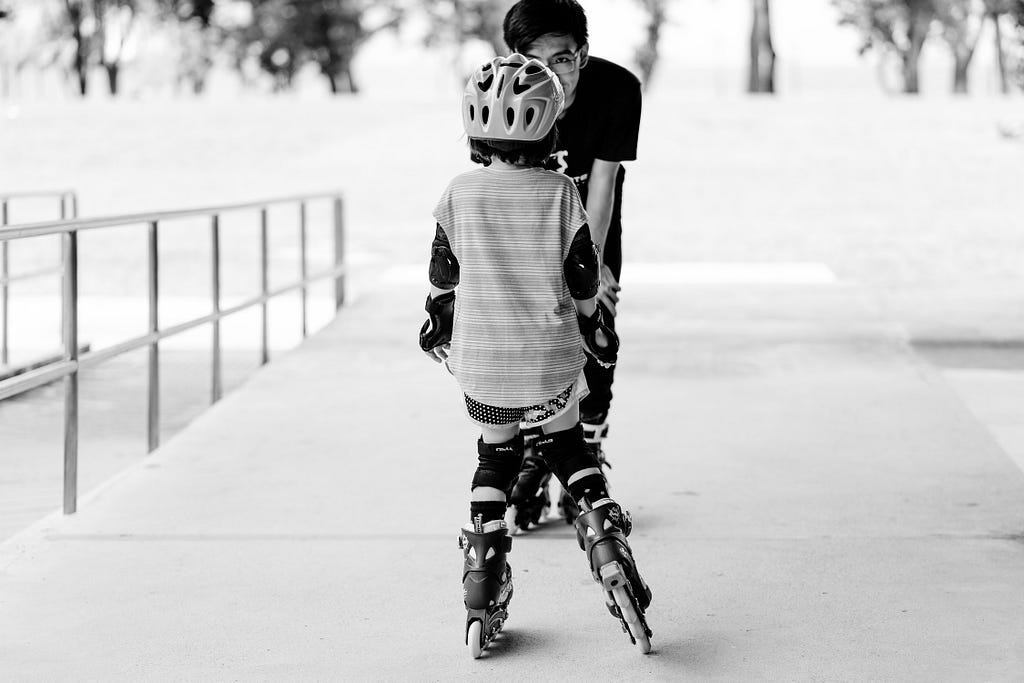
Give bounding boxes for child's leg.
[469,424,523,523]
[537,401,609,507]
[461,421,520,656]
[536,399,653,617]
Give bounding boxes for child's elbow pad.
[564,224,600,299]
[429,224,460,289]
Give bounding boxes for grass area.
[2,93,1022,291]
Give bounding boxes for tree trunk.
[952,53,970,93]
[65,0,89,96]
[992,10,1009,94]
[902,46,922,93]
[748,0,775,93]
[634,0,665,89]
[902,3,932,94]
[105,63,119,95]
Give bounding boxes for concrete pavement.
[2,268,1024,680]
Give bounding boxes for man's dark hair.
[503,0,588,53]
[469,127,559,167]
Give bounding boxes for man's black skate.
[460,516,513,658]
[574,499,653,653]
[505,452,552,534]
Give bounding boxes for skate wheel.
[467,619,484,659]
[609,584,652,654]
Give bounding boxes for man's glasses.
[545,51,581,75]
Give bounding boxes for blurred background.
[1,0,1023,537]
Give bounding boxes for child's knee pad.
[534,424,600,487]
[471,434,525,495]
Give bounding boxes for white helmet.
[463,53,564,142]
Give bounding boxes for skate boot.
[558,421,611,524]
[460,516,514,658]
[574,498,653,653]
[505,442,552,534]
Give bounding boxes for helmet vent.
[468,104,475,121]
[524,107,536,127]
[481,106,489,125]
[477,74,493,92]
[506,107,515,127]
[496,74,505,95]
[525,64,544,75]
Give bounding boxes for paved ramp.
[2,271,1023,680]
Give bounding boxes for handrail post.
[1,199,9,366]
[333,195,345,310]
[211,215,222,404]
[62,230,79,514]
[260,208,269,366]
[147,220,160,453]
[299,202,308,338]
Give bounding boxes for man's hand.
[597,264,620,317]
[578,305,619,369]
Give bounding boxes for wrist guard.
[419,290,455,352]
[578,305,619,368]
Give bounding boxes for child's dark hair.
[503,0,588,53]
[469,126,559,167]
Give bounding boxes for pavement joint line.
[37,532,1024,543]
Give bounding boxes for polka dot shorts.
[464,374,589,428]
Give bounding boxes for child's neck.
[489,158,529,170]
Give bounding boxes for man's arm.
[586,158,622,316]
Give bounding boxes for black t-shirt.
[543,56,641,279]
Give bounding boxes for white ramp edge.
[381,261,838,286]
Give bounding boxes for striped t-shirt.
[433,166,589,407]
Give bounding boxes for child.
[418,54,652,657]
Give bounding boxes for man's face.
[521,32,589,113]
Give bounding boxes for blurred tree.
[933,0,986,93]
[833,0,936,93]
[230,0,402,93]
[634,0,667,89]
[748,0,775,93]
[423,0,509,57]
[985,0,1013,92]
[1007,0,1024,87]
[422,0,512,86]
[63,0,92,95]
[153,0,218,93]
[94,0,140,95]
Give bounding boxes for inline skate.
[574,498,653,653]
[460,516,513,658]
[505,435,552,533]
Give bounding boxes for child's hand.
[424,343,451,364]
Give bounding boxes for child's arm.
[565,225,619,368]
[419,224,459,363]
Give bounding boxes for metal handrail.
[0,192,346,514]
[0,191,77,365]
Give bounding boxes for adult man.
[503,0,643,528]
